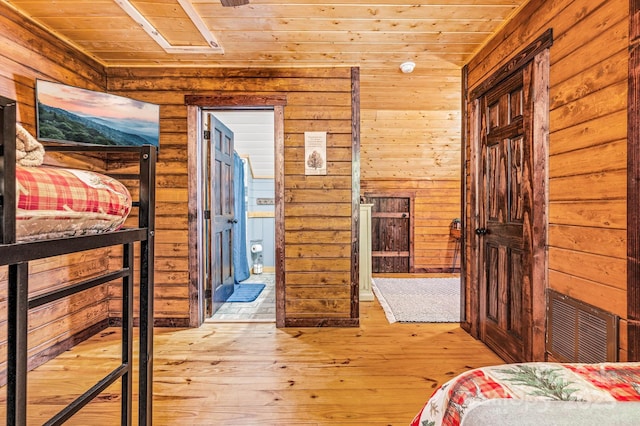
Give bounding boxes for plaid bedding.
[411,362,640,426]
[15,165,132,240]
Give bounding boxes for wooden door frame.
[186,95,287,327]
[466,29,552,361]
[628,0,640,360]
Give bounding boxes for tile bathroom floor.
[209,272,276,322]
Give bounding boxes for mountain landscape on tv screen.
[38,103,159,147]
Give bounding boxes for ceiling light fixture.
[400,61,416,74]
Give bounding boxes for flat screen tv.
[36,79,160,149]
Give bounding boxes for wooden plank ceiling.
[5,0,527,70]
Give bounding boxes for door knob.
[475,227,488,235]
[228,219,238,224]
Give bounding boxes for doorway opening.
[198,109,276,322]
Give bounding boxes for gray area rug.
[372,277,460,323]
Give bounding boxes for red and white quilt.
[15,165,132,240]
[411,362,640,426]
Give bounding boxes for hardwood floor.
[0,299,503,425]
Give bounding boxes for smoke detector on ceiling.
[400,61,416,74]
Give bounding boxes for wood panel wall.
[0,0,462,364]
[106,67,355,326]
[464,0,629,359]
[360,67,462,272]
[0,3,112,381]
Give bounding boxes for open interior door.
[204,113,236,316]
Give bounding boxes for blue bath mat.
[226,284,265,302]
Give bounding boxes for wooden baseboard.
[373,272,460,278]
[0,318,110,387]
[109,317,191,328]
[284,318,359,327]
[413,267,461,274]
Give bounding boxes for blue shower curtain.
[233,152,251,283]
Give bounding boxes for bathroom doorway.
[199,109,277,322]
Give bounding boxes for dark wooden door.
[209,114,235,315]
[368,195,413,273]
[478,66,533,363]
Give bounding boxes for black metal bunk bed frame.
[0,95,155,425]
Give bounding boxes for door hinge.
[203,210,211,220]
[205,288,212,298]
[203,130,211,140]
